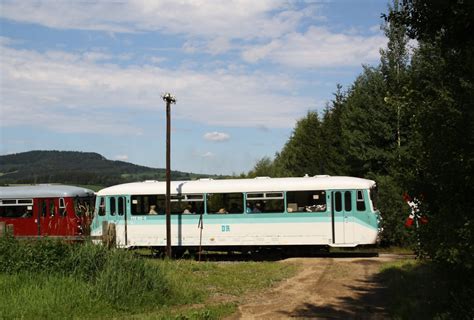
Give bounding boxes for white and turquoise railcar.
[91,176,381,252]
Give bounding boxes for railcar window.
[207,193,243,214]
[41,200,47,217]
[50,201,56,217]
[370,187,378,210]
[0,205,32,218]
[1,199,16,205]
[118,197,125,216]
[171,194,204,214]
[131,195,165,215]
[246,192,284,213]
[76,198,93,217]
[335,192,342,212]
[286,190,327,213]
[344,191,352,211]
[357,190,366,211]
[109,198,116,216]
[98,197,106,216]
[18,199,33,205]
[59,198,67,217]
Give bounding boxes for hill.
[0,150,216,187]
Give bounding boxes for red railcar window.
[59,198,67,217]
[0,205,32,218]
[50,201,56,217]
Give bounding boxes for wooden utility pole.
[162,93,176,258]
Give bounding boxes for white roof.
[0,184,95,199]
[97,176,376,196]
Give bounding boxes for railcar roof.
[97,176,376,196]
[0,184,95,199]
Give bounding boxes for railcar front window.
[357,190,366,211]
[286,190,327,213]
[370,186,378,211]
[75,197,93,217]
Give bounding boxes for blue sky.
[0,0,389,175]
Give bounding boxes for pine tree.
[274,111,323,176]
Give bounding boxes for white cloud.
[0,1,315,40]
[0,2,384,68]
[0,41,314,134]
[201,152,215,158]
[242,26,387,68]
[203,132,231,142]
[114,154,129,161]
[148,56,166,65]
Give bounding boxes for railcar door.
[38,198,56,236]
[331,190,355,244]
[107,196,128,247]
[92,196,107,236]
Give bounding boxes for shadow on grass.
[279,261,473,320]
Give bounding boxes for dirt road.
[227,254,410,320]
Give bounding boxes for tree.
[247,157,278,178]
[318,85,350,175]
[388,2,474,316]
[340,66,394,177]
[274,111,323,176]
[380,0,411,164]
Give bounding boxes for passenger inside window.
[182,204,195,214]
[149,205,158,214]
[286,190,327,213]
[252,202,263,213]
[0,206,32,218]
[207,193,243,214]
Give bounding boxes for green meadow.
[0,236,296,319]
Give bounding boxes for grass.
[0,273,119,319]
[0,236,297,319]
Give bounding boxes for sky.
[0,0,389,175]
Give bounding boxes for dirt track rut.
[227,254,408,319]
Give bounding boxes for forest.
[0,150,215,187]
[248,1,473,316]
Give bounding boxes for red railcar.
[0,185,95,237]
